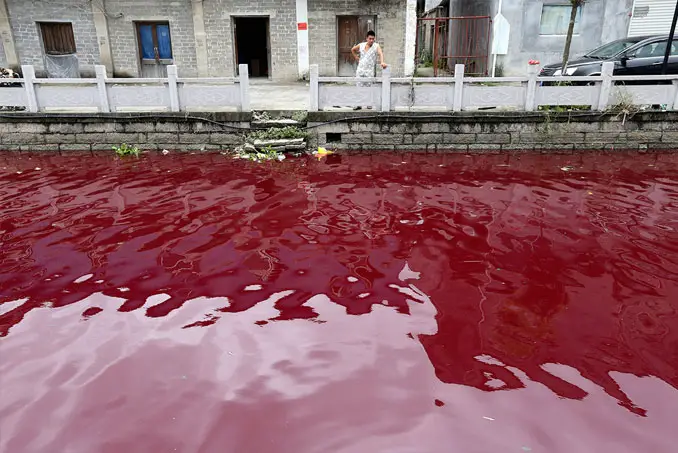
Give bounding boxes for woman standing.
[351,30,388,87]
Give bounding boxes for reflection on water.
[1,152,677,453]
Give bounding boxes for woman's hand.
[381,63,388,69]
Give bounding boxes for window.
[136,22,173,62]
[39,22,76,55]
[585,39,643,59]
[630,40,678,59]
[539,5,582,36]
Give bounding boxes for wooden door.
[337,16,376,76]
[137,22,173,78]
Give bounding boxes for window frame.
[538,4,583,36]
[135,21,174,65]
[38,21,77,56]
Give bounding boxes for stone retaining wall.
[0,113,250,152]
[1,111,678,153]
[307,111,678,153]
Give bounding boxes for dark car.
[540,35,678,79]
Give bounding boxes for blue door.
[137,22,173,77]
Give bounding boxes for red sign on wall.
[297,22,308,30]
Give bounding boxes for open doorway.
[233,17,271,78]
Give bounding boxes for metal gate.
[415,16,491,77]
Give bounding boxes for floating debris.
[314,146,334,160]
[74,274,93,284]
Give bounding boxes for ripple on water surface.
[1,152,678,453]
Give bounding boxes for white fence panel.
[35,84,99,111]
[611,84,676,106]
[178,82,242,112]
[464,85,525,109]
[0,87,26,107]
[536,85,599,107]
[391,83,453,110]
[318,84,381,110]
[107,83,170,112]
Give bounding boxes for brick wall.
[104,0,198,77]
[5,0,100,76]
[309,0,408,77]
[202,0,298,80]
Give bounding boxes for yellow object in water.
[314,147,334,159]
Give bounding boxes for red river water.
[1,151,677,453]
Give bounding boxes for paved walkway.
[250,80,309,111]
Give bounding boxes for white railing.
[3,62,678,113]
[310,62,678,112]
[0,64,251,113]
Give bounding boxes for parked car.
[540,35,678,80]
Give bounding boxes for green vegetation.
[418,49,433,68]
[113,143,140,157]
[291,111,308,123]
[247,126,308,143]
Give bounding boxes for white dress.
[356,42,379,86]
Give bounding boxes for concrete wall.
[5,0,100,77]
[448,0,634,76]
[0,35,6,67]
[309,0,408,77]
[203,0,298,80]
[104,0,198,78]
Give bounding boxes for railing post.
[381,66,391,112]
[672,79,678,110]
[95,65,110,113]
[21,65,38,113]
[597,62,614,111]
[525,64,539,112]
[453,64,464,112]
[167,65,180,112]
[239,64,250,112]
[310,64,319,112]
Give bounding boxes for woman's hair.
[366,30,376,38]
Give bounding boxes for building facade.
[418,0,675,76]
[0,0,418,80]
[492,0,635,75]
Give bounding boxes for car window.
[587,40,639,58]
[631,40,678,58]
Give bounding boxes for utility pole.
[661,0,678,75]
